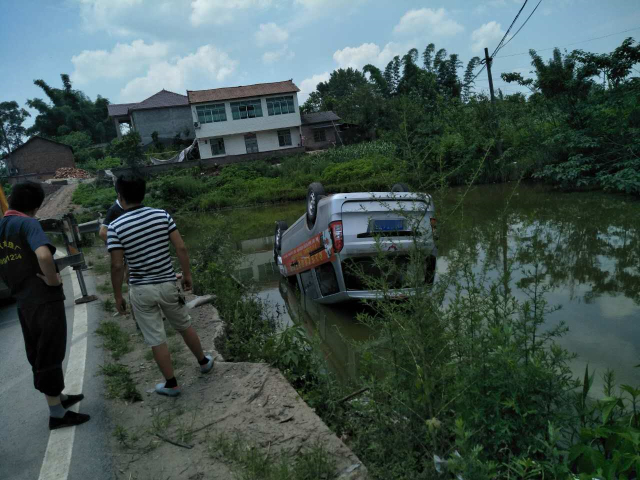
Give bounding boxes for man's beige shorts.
[129,282,191,347]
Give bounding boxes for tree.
[391,56,402,93]
[423,43,436,72]
[0,101,30,159]
[27,74,116,144]
[363,64,389,96]
[108,131,144,169]
[301,91,323,113]
[462,57,481,102]
[573,37,640,88]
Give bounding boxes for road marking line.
[38,270,89,480]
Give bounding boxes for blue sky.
[1,0,638,124]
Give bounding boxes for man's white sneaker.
[155,383,181,397]
[200,354,214,374]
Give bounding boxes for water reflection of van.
[274,183,437,304]
[278,278,370,382]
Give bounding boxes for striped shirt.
[107,206,178,285]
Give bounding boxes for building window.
[314,129,327,142]
[231,99,263,120]
[277,129,292,147]
[196,104,226,124]
[210,137,225,156]
[245,134,259,154]
[267,96,295,116]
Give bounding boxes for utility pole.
[484,47,503,159]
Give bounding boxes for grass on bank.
[95,320,132,360]
[209,433,336,480]
[99,363,142,402]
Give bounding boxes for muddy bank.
[84,247,367,479]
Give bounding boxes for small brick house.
[300,111,344,151]
[3,136,75,184]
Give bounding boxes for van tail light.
[430,217,437,232]
[329,221,344,253]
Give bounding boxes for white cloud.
[77,0,145,35]
[190,0,272,26]
[262,45,295,64]
[76,0,195,36]
[294,0,365,10]
[332,42,404,70]
[393,8,464,37]
[299,71,330,101]
[71,40,169,85]
[120,45,237,101]
[255,22,289,47]
[471,21,507,53]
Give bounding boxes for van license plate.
[373,219,405,232]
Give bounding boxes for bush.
[73,183,115,211]
[83,156,122,172]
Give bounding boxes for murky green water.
[179,183,640,390]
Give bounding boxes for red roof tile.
[187,80,299,104]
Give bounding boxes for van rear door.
[340,196,434,255]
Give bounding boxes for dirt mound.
[54,167,91,179]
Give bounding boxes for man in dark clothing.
[98,198,124,243]
[0,182,90,430]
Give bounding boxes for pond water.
[179,183,640,391]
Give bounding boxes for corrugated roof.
[107,89,188,117]
[188,80,299,104]
[301,111,342,125]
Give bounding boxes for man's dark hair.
[115,175,146,204]
[8,182,45,213]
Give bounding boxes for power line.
[471,64,487,82]
[496,0,542,54]
[495,26,640,58]
[492,0,530,57]
[470,1,535,84]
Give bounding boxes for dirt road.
[37,184,79,219]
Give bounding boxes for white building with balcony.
[187,80,303,160]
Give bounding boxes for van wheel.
[306,182,325,227]
[391,183,410,192]
[274,221,288,260]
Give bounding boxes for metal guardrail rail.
[40,214,99,304]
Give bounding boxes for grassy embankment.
[188,216,639,479]
[72,142,420,216]
[73,144,639,479]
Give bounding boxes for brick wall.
[7,138,74,177]
[301,126,337,150]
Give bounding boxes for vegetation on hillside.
[303,39,640,195]
[72,142,405,213]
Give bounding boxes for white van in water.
[274,182,437,304]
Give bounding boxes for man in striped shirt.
[107,175,214,397]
